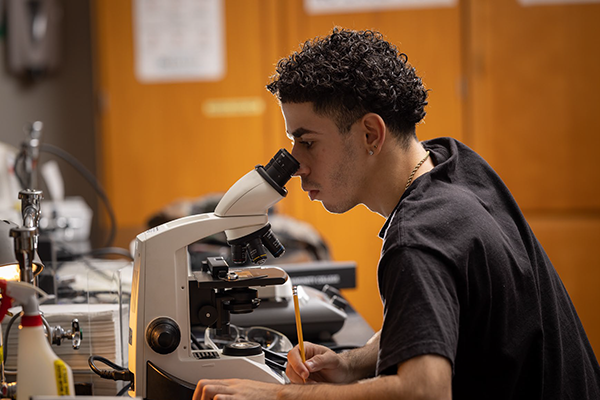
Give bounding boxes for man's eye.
[301,140,313,148]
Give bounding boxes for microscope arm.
[137,212,268,256]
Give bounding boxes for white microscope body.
[128,149,299,399]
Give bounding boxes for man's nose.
[293,163,308,177]
[290,148,308,177]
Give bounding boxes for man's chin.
[306,191,354,214]
[321,201,352,215]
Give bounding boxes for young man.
[194,28,600,400]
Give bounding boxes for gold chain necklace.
[404,151,430,190]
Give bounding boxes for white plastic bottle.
[0,279,75,399]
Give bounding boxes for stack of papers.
[2,303,128,396]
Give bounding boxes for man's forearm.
[339,330,380,382]
[278,353,452,400]
[276,374,404,400]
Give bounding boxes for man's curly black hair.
[266,27,428,145]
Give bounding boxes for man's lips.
[302,181,320,200]
[308,190,319,200]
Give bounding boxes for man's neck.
[363,140,433,218]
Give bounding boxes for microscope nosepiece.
[228,224,285,265]
[261,228,285,258]
[247,237,268,265]
[231,243,248,265]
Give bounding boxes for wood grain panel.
[468,0,600,211]
[94,0,277,226]
[527,215,600,356]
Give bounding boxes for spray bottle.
[0,279,74,399]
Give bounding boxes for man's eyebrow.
[288,127,311,139]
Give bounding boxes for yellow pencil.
[292,285,306,363]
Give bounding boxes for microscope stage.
[191,266,287,290]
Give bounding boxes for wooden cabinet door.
[467,0,600,354]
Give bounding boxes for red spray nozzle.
[0,279,14,324]
[0,279,48,322]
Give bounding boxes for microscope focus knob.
[146,317,181,355]
[198,305,218,326]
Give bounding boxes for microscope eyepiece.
[256,149,299,197]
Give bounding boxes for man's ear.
[361,113,386,155]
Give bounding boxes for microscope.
[128,149,299,399]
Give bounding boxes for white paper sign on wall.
[304,0,456,15]
[133,0,225,83]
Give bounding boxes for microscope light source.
[0,220,44,282]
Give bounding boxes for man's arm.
[287,331,381,384]
[195,353,452,400]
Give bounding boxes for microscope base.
[145,361,196,400]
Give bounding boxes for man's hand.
[286,342,352,383]
[194,378,280,400]
[287,331,380,384]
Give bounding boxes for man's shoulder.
[383,186,491,252]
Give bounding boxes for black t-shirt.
[377,137,600,399]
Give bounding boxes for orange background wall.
[93,0,600,356]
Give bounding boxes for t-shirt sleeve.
[377,246,460,376]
